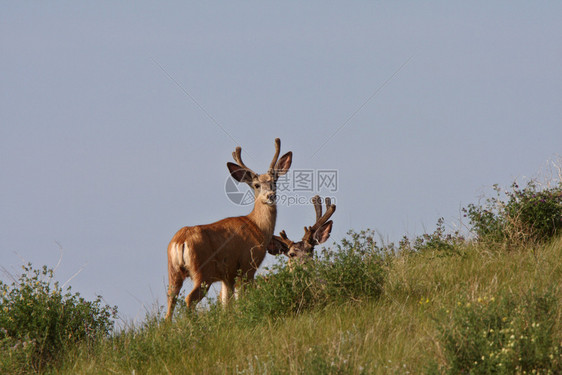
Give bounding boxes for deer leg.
[220,280,234,306]
[165,273,184,321]
[234,270,256,300]
[185,279,208,309]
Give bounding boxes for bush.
[398,217,465,255]
[437,289,562,374]
[464,181,562,245]
[0,263,117,373]
[235,230,386,324]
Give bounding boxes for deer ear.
[267,236,289,255]
[227,162,255,184]
[274,151,292,177]
[313,220,333,244]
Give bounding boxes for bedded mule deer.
[165,138,292,320]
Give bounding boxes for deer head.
[267,195,336,261]
[227,138,292,206]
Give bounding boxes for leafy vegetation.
[399,217,465,256]
[235,229,386,325]
[0,264,117,374]
[437,289,561,374]
[1,174,561,374]
[464,180,562,245]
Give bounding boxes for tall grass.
[2,236,560,374]
[43,234,560,375]
[2,176,561,374]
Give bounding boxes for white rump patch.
[171,241,191,269]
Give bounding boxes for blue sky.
[2,2,561,323]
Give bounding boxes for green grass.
[3,184,562,374]
[4,177,561,373]
[37,235,560,375]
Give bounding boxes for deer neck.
[247,200,277,241]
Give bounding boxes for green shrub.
[437,289,562,374]
[398,217,465,255]
[0,263,117,373]
[235,230,386,324]
[323,230,388,302]
[464,181,562,245]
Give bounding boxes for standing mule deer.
[267,195,336,261]
[165,138,292,321]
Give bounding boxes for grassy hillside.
[2,239,562,374]
[53,236,562,374]
[49,239,562,374]
[2,178,561,374]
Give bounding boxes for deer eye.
[253,182,261,189]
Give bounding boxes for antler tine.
[311,195,323,222]
[279,230,294,246]
[309,197,336,232]
[232,146,256,174]
[268,138,281,174]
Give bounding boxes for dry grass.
[50,237,562,374]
